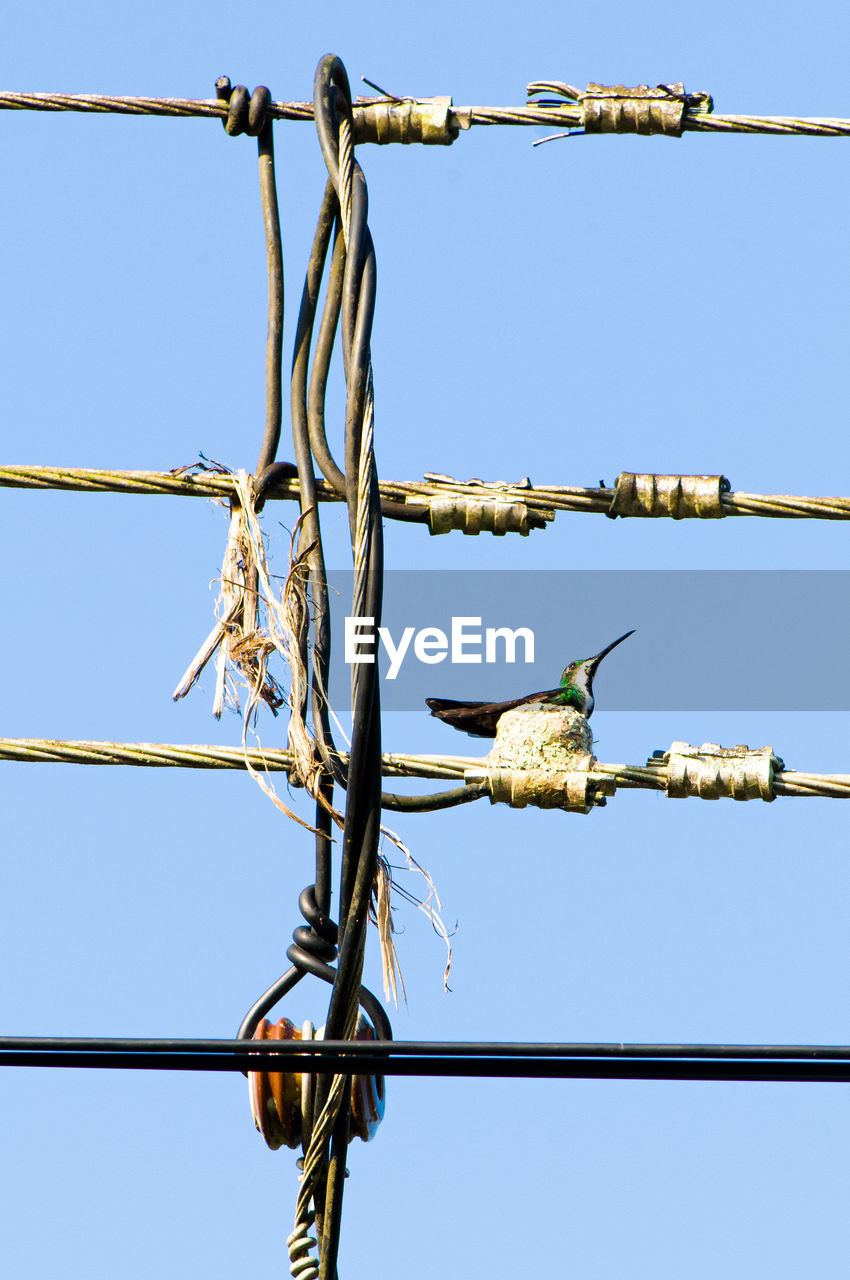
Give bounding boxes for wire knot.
[655,741,783,801]
[215,76,273,135]
[608,472,730,519]
[288,886,339,969]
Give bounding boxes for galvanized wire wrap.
[287,1217,319,1280]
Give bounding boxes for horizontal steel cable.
[1,737,848,798]
[2,89,850,138]
[4,464,850,521]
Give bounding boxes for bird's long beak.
[581,629,636,676]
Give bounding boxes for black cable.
[321,1096,350,1279]
[5,1038,850,1081]
[235,967,304,1042]
[313,789,335,919]
[380,782,490,811]
[307,216,347,493]
[288,175,347,781]
[309,59,386,1278]
[6,1037,850,1059]
[235,939,392,1045]
[287,173,484,814]
[213,78,285,487]
[312,52,384,1026]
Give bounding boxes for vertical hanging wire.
[313,57,383,1050]
[213,78,285,490]
[289,177,346,783]
[288,54,387,1280]
[225,58,471,1277]
[255,102,284,482]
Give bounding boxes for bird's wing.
[425,691,562,738]
[425,697,486,714]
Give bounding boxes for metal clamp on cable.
[528,80,714,137]
[654,741,783,801]
[466,760,612,813]
[421,495,534,536]
[582,82,691,136]
[608,472,730,519]
[353,95,459,145]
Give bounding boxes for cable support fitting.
[466,760,614,813]
[420,494,536,536]
[652,741,783,801]
[607,471,730,519]
[528,80,714,136]
[412,475,549,534]
[352,94,462,145]
[249,1014,385,1151]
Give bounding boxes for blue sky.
[2,3,850,1276]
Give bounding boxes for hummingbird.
[425,630,635,738]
